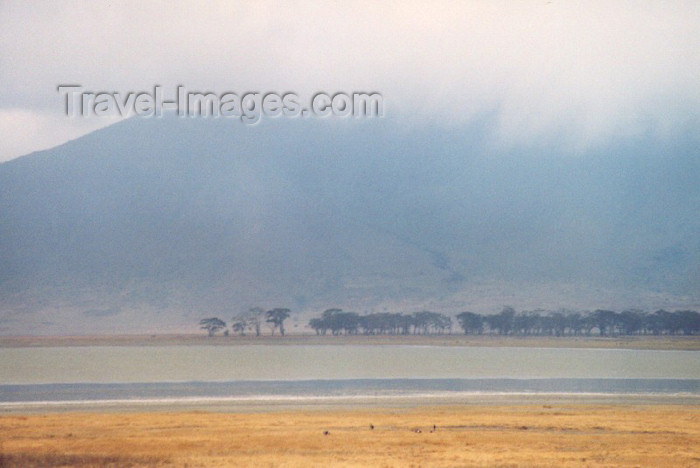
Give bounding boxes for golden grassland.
[1,405,698,467]
[1,333,699,350]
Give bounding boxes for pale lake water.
[1,345,698,410]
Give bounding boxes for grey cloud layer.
[1,1,698,160]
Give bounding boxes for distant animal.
[433,424,437,431]
[370,424,374,430]
[413,428,422,433]
[323,430,330,435]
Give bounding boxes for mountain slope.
[1,115,698,334]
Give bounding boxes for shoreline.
[3,392,700,415]
[1,404,698,466]
[1,333,699,350]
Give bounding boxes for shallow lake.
[1,345,698,384]
[1,346,698,406]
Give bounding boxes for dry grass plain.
[1,405,699,467]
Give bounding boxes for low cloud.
[1,0,698,161]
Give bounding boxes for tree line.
[200,307,700,337]
[199,307,290,337]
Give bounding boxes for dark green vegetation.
[202,307,700,337]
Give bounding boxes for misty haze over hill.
[0,115,698,334]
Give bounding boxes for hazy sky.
[0,0,698,162]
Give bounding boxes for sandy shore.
[1,333,698,350]
[1,404,698,467]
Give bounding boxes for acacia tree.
[231,317,248,336]
[593,309,617,336]
[309,317,327,335]
[484,307,515,335]
[456,311,483,335]
[266,308,291,336]
[619,309,643,335]
[316,308,362,336]
[199,317,226,337]
[247,307,265,337]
